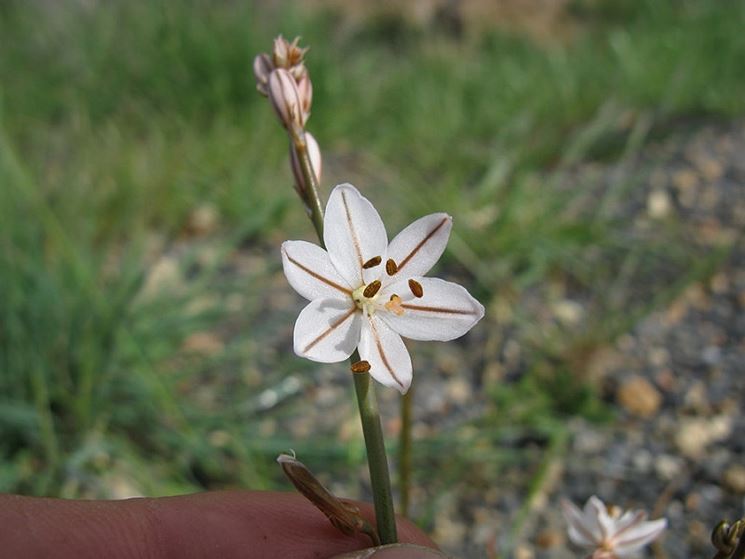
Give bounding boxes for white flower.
[561,496,667,558]
[281,183,485,394]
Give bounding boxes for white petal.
[561,499,600,548]
[613,518,667,556]
[379,277,484,341]
[293,299,361,363]
[586,496,611,542]
[358,316,412,394]
[615,510,644,531]
[282,241,353,301]
[386,213,452,281]
[590,497,617,543]
[323,184,387,286]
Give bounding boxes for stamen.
[408,279,424,298]
[351,360,371,373]
[362,280,381,298]
[385,259,398,275]
[362,256,382,269]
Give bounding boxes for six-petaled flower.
[281,183,484,393]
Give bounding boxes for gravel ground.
[413,120,745,558]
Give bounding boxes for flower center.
[352,281,381,316]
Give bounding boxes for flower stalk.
[257,35,483,549]
[351,350,398,544]
[399,384,413,518]
[289,109,398,544]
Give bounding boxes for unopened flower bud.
[253,53,273,96]
[273,35,308,70]
[295,68,313,125]
[290,131,322,195]
[273,35,290,68]
[268,68,303,130]
[289,61,307,82]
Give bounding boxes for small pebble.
[617,375,662,418]
[723,465,745,493]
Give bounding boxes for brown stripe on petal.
[285,253,352,295]
[408,279,423,298]
[362,256,382,269]
[397,216,449,272]
[400,303,476,315]
[341,190,365,273]
[369,319,404,389]
[303,307,357,353]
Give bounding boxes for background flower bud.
[272,35,290,68]
[290,131,322,195]
[268,68,303,130]
[295,69,313,124]
[273,35,308,70]
[253,53,273,96]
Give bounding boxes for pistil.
[385,294,404,316]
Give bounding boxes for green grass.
[0,0,743,504]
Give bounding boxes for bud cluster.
[253,35,321,200]
[253,36,312,128]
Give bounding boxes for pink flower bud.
[267,68,303,130]
[253,53,273,96]
[290,132,322,195]
[295,68,313,125]
[272,35,308,69]
[272,35,290,68]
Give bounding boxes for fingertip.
[0,491,439,559]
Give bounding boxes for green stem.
[351,350,398,544]
[291,128,398,544]
[399,383,413,518]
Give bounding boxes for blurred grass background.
[0,0,743,528]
